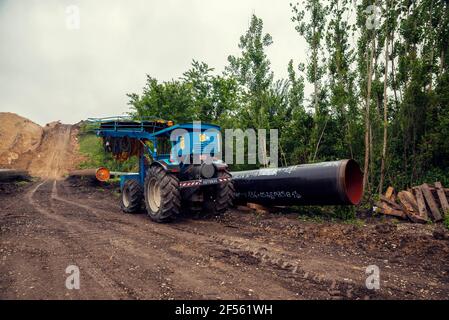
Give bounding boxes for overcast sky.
[0,0,309,125]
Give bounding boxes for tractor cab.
[151,123,225,179]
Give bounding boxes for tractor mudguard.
[150,160,180,173]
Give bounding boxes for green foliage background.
[77,123,138,172]
[81,1,449,211]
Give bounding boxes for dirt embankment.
[0,113,43,167]
[0,113,81,179]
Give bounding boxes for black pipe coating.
[231,159,363,206]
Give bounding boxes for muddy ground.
[1,121,448,300]
[1,178,448,300]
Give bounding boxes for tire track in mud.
[51,181,298,299]
[167,217,448,299]
[60,182,448,299]
[4,180,447,299]
[51,182,390,299]
[25,180,134,299]
[56,182,449,299]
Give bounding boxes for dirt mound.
[0,113,82,179]
[20,123,81,179]
[0,113,43,167]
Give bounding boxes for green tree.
[226,14,274,130]
[291,0,328,161]
[123,0,449,205]
[282,60,313,165]
[182,60,240,123]
[325,0,359,160]
[127,75,196,122]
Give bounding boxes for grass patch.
[15,180,30,187]
[444,214,449,231]
[342,218,365,227]
[78,124,138,172]
[294,205,357,223]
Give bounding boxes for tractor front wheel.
[120,179,143,213]
[144,166,181,222]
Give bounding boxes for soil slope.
[0,113,81,179]
[0,113,43,167]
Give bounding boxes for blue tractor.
[89,117,234,222]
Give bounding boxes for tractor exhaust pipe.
[231,159,363,206]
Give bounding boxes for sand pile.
[0,112,43,168]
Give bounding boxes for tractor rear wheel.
[144,166,181,222]
[120,179,143,213]
[203,170,234,216]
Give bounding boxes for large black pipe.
[231,159,363,206]
[0,169,31,182]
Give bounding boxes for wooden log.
[0,169,31,182]
[397,191,427,223]
[68,169,97,177]
[385,186,395,199]
[67,168,124,179]
[247,203,270,214]
[413,187,429,220]
[428,186,449,192]
[380,195,402,211]
[428,186,449,198]
[421,183,443,222]
[376,202,407,219]
[434,182,449,216]
[401,191,419,212]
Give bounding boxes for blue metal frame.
[91,117,223,191]
[120,173,140,190]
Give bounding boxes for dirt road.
[1,178,448,300]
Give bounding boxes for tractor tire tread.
[120,179,143,213]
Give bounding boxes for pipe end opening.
[344,159,363,205]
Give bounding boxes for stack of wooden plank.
[376,182,449,223]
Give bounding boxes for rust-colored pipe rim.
[339,159,364,205]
